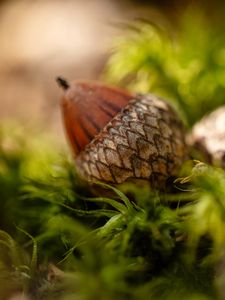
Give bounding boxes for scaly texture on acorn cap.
[75,93,187,188]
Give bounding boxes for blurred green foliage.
[1,124,225,299]
[105,6,225,126]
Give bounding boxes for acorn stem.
[56,76,70,90]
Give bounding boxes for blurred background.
[1,2,225,299]
[0,0,225,142]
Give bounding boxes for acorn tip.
[56,76,70,90]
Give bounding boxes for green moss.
[0,124,224,299]
[105,6,225,127]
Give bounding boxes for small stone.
[189,106,225,168]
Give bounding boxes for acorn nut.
[57,77,187,188]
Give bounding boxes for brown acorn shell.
[75,94,187,188]
[61,81,133,155]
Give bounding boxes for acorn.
[188,106,225,169]
[57,77,187,188]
